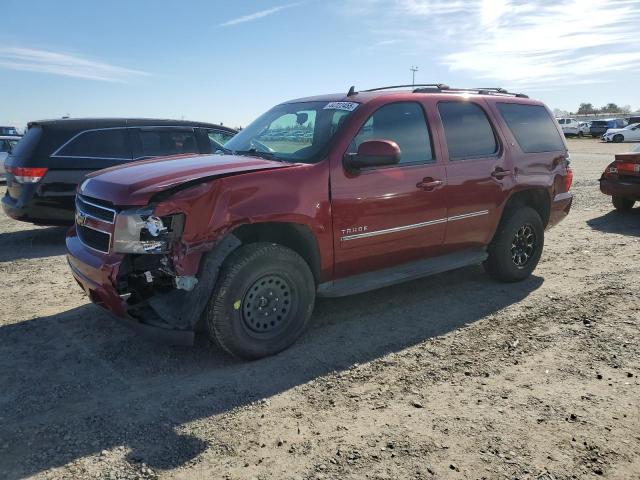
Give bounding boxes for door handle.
[491,168,512,179]
[416,178,443,191]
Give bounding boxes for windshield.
[224,101,357,163]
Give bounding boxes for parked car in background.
[66,85,573,359]
[601,123,640,143]
[0,136,21,182]
[600,144,640,211]
[0,126,20,135]
[590,118,627,137]
[579,122,590,136]
[2,118,236,225]
[557,118,583,137]
[628,116,640,125]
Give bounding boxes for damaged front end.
[71,191,239,345]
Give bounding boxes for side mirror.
[344,139,401,171]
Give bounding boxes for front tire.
[613,134,624,143]
[612,196,635,211]
[484,207,544,282]
[205,243,315,360]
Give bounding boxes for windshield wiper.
[233,148,284,162]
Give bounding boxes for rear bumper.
[599,178,640,200]
[2,190,75,225]
[66,227,195,346]
[548,192,573,229]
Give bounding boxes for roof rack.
[351,83,529,99]
[362,83,450,92]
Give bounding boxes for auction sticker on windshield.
[324,102,359,112]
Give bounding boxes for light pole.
[410,66,419,86]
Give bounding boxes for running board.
[317,248,488,298]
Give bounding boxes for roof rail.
[362,83,450,92]
[415,86,529,98]
[358,83,528,98]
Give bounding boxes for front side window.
[208,130,235,150]
[139,129,198,157]
[438,102,498,160]
[349,102,433,164]
[497,103,565,153]
[56,128,131,159]
[225,101,357,163]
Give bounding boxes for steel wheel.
[511,224,536,267]
[241,274,293,335]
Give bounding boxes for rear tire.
[484,207,544,283]
[613,134,624,143]
[205,243,315,360]
[612,196,635,211]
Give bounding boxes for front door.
[330,101,448,278]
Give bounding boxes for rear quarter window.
[56,128,131,159]
[497,103,565,153]
[10,126,42,160]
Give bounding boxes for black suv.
[2,118,236,225]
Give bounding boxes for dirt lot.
[1,139,639,480]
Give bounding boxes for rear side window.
[438,102,497,160]
[497,103,565,153]
[139,129,198,157]
[56,129,131,159]
[349,102,433,164]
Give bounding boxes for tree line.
[576,103,633,115]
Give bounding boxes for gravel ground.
[0,139,639,480]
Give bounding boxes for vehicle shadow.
[586,208,640,237]
[0,267,543,479]
[0,226,68,262]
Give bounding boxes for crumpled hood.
[81,154,290,205]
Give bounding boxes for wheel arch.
[502,188,551,227]
[230,222,322,284]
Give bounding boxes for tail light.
[563,152,573,191]
[6,166,48,183]
[564,166,573,191]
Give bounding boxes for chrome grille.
[76,195,116,223]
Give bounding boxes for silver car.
[0,136,21,182]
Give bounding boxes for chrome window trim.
[76,195,116,224]
[76,223,112,254]
[340,210,489,241]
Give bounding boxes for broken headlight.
[112,208,184,254]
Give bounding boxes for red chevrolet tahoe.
[66,85,573,359]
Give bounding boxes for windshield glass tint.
[225,101,357,162]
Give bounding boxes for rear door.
[330,100,448,278]
[435,99,512,250]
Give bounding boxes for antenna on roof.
[347,86,357,97]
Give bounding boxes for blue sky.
[2,0,639,130]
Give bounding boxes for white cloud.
[0,47,148,83]
[346,0,640,88]
[220,2,303,27]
